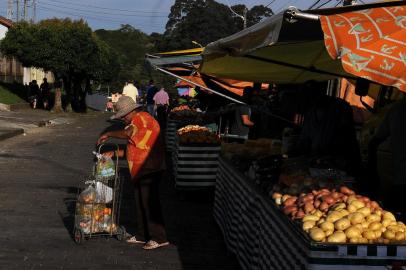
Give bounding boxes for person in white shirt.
[122,80,138,103]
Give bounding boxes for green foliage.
[160,0,273,51]
[95,24,151,88]
[95,24,176,91]
[0,19,119,110]
[0,19,118,83]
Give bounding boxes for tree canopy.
[1,19,118,83]
[95,24,176,92]
[95,24,153,88]
[0,19,119,110]
[157,0,273,50]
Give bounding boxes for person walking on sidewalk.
[146,80,158,117]
[153,87,170,129]
[97,96,169,250]
[40,78,51,110]
[122,79,139,103]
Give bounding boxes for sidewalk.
[0,109,71,141]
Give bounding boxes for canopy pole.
[285,8,320,23]
[154,66,245,104]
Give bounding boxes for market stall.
[215,157,406,270]
[172,125,221,188]
[204,1,406,269]
[146,1,406,267]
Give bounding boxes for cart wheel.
[116,225,126,241]
[74,228,84,244]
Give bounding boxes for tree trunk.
[52,87,63,113]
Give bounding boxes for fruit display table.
[214,158,406,270]
[172,139,221,188]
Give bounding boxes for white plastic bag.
[95,182,113,204]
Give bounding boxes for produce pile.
[169,105,202,121]
[75,186,116,234]
[273,186,406,244]
[76,203,116,234]
[178,125,220,145]
[171,105,191,113]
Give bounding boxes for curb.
[0,128,24,141]
[0,102,30,112]
[0,117,71,142]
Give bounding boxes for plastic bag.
[95,155,115,179]
[95,182,113,203]
[78,186,96,203]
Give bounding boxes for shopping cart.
[73,143,125,244]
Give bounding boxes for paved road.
[0,112,239,270]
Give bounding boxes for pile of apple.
[170,105,192,113]
[178,125,220,145]
[273,187,406,243]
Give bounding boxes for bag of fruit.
[78,186,96,203]
[93,152,115,180]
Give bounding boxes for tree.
[0,19,119,112]
[161,0,273,51]
[95,24,152,89]
[95,25,176,94]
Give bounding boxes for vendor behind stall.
[229,87,254,142]
[369,94,406,215]
[294,81,361,177]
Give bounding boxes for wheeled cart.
[73,144,125,244]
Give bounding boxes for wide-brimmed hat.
[110,96,142,120]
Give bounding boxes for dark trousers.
[156,105,167,129]
[134,171,167,243]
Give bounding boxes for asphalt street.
[0,111,239,270]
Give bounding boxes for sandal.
[126,236,145,244]
[142,240,170,250]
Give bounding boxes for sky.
[0,0,376,34]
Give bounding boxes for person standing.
[295,81,361,177]
[153,88,170,129]
[146,80,158,117]
[97,96,169,250]
[369,95,406,215]
[229,87,254,143]
[122,80,139,103]
[30,80,40,109]
[40,78,50,110]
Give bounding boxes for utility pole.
[7,0,13,20]
[243,8,248,29]
[32,0,37,23]
[16,0,20,22]
[23,0,28,21]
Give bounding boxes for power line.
[315,0,335,9]
[38,0,168,14]
[265,0,278,8]
[308,0,324,9]
[273,0,295,14]
[39,0,168,17]
[36,5,165,28]
[36,4,166,23]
